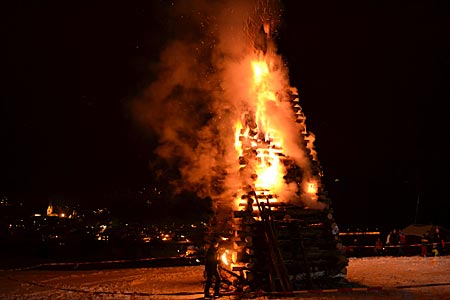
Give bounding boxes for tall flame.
[251,60,278,138]
[232,48,323,210]
[251,59,285,196]
[233,57,288,208]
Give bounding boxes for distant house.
[47,203,58,217]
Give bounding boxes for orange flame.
[307,182,317,194]
[233,50,322,210]
[251,60,278,135]
[234,120,243,157]
[251,59,285,195]
[255,148,283,190]
[221,250,229,265]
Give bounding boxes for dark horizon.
[2,1,450,229]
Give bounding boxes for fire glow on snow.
[2,256,450,300]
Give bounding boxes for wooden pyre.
[213,94,348,293]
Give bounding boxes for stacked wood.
[218,196,347,292]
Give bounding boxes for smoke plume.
[132,0,321,209]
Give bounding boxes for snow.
[1,256,450,299]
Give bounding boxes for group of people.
[383,227,447,256]
[386,228,409,246]
[385,228,407,256]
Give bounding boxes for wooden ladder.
[255,198,292,292]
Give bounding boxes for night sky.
[3,1,450,228]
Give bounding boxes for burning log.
[254,25,269,54]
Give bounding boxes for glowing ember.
[307,182,317,194]
[255,148,283,190]
[221,250,229,265]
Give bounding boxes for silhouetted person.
[375,238,384,255]
[431,227,444,256]
[204,241,221,299]
[421,238,428,257]
[387,229,400,246]
[398,230,406,256]
[386,229,400,256]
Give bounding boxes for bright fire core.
[234,57,318,209]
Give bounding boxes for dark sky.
[2,1,450,228]
[278,1,450,228]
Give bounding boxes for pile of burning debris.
[216,202,348,292]
[211,181,348,292]
[198,14,349,291]
[207,87,348,292]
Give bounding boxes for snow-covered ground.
[1,256,450,300]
